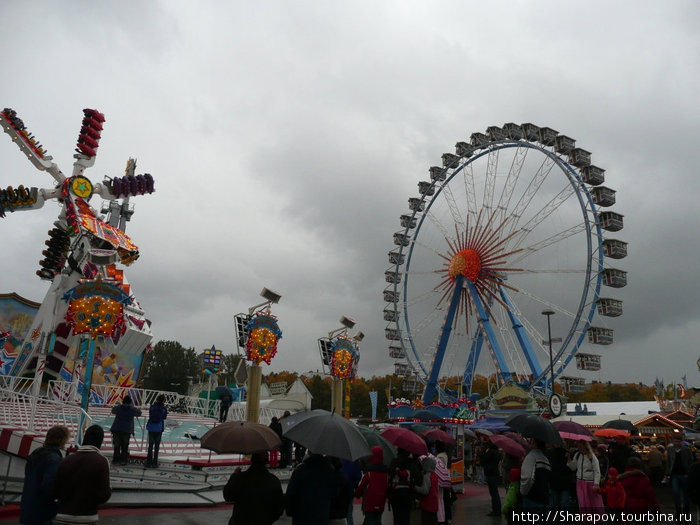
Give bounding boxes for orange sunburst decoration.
[435,211,524,332]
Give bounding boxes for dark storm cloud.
[1,1,698,384]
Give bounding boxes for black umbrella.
[505,413,562,445]
[601,418,636,432]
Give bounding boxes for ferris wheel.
[384,124,627,404]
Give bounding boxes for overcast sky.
[2,1,699,388]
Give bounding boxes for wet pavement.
[0,481,690,524]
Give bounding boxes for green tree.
[141,340,200,394]
[303,374,331,410]
[219,353,244,386]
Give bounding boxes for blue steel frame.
[394,141,604,404]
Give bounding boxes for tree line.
[139,340,657,418]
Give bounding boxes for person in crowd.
[341,459,362,525]
[520,438,551,513]
[646,444,664,486]
[355,446,390,525]
[415,455,439,525]
[285,451,343,525]
[268,416,283,468]
[434,441,454,524]
[502,467,522,524]
[329,457,353,525]
[109,395,141,465]
[665,434,693,517]
[53,425,111,525]
[547,441,573,511]
[687,448,700,525]
[20,425,70,525]
[293,441,307,466]
[608,435,632,474]
[598,466,625,520]
[481,440,503,516]
[219,392,232,423]
[388,447,422,525]
[223,450,284,525]
[145,394,167,468]
[463,438,474,481]
[568,440,604,513]
[618,456,659,513]
[595,443,609,481]
[279,410,293,468]
[473,441,485,483]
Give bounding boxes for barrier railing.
[0,389,92,433]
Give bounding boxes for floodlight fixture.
[248,287,282,315]
[339,315,356,329]
[353,331,365,342]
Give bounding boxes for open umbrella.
[380,426,429,456]
[463,428,478,439]
[593,428,630,440]
[505,413,563,445]
[489,434,526,460]
[503,432,529,449]
[200,420,281,454]
[601,419,636,433]
[357,426,396,465]
[281,409,371,461]
[553,420,593,442]
[422,428,457,446]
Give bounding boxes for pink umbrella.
[422,428,457,445]
[553,420,593,442]
[489,434,526,460]
[504,432,529,449]
[380,427,429,456]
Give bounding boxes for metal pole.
[542,310,554,394]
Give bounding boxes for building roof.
[566,401,659,416]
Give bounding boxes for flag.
[369,391,378,420]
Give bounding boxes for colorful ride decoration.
[63,278,132,341]
[329,336,359,380]
[245,312,282,365]
[0,107,154,388]
[387,397,478,422]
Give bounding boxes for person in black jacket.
[285,452,343,525]
[223,451,284,525]
[109,395,141,465]
[481,440,503,516]
[54,425,112,525]
[145,394,167,468]
[20,425,70,525]
[546,442,573,511]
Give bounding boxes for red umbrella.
[422,428,457,445]
[593,428,630,440]
[380,427,429,456]
[489,434,526,460]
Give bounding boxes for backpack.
[528,460,551,505]
[391,467,412,490]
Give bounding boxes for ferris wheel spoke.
[462,163,479,225]
[494,145,529,227]
[482,148,500,213]
[505,154,557,237]
[439,182,466,232]
[509,222,587,265]
[509,185,577,252]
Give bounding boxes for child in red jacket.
[415,456,440,525]
[599,466,626,520]
[355,446,389,525]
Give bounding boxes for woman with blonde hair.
[568,440,604,512]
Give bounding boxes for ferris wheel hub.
[448,249,481,282]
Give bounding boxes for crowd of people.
[471,432,700,522]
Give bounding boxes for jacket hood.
[421,456,436,473]
[607,467,619,480]
[509,467,521,483]
[369,445,383,464]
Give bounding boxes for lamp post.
[319,316,361,416]
[243,288,282,423]
[542,310,555,393]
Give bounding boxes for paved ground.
[0,481,693,524]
